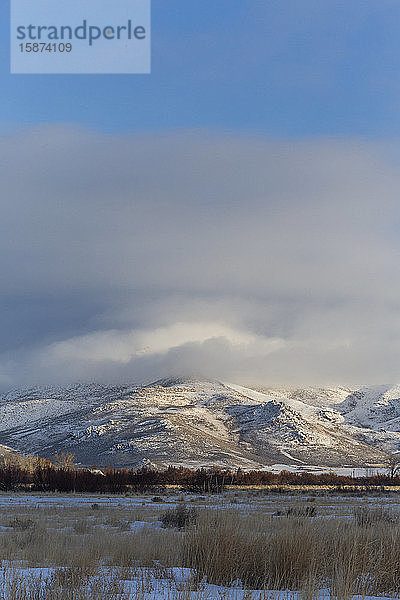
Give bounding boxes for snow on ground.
[129,520,163,531]
[266,463,387,476]
[0,398,82,431]
[0,565,395,599]
[2,491,400,521]
[0,493,179,509]
[224,382,319,420]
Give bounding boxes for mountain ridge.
[0,378,398,470]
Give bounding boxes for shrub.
[275,505,316,518]
[161,504,197,529]
[353,506,398,527]
[8,517,35,530]
[73,519,92,534]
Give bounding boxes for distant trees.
[0,457,399,493]
[0,448,49,477]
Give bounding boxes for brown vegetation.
[1,500,400,597]
[0,461,398,494]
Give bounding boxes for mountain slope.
[0,378,398,469]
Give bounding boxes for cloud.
[44,322,283,364]
[1,127,400,388]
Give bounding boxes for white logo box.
[11,0,151,74]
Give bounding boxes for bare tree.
[387,454,400,479]
[54,451,75,470]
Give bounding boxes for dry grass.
[183,506,400,596]
[0,566,132,599]
[0,505,182,569]
[1,525,184,570]
[1,495,400,597]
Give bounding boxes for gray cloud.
[1,127,400,388]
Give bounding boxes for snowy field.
[2,489,400,516]
[1,491,400,599]
[0,565,395,599]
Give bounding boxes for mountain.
[0,378,398,469]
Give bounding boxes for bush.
[73,519,92,534]
[8,517,35,530]
[161,503,197,529]
[353,506,398,527]
[275,505,316,518]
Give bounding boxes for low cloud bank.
[1,128,400,388]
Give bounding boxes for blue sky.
[2,1,400,136]
[3,1,400,388]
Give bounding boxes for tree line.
[0,460,399,493]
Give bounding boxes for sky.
[2,1,400,389]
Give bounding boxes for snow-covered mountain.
[0,378,398,469]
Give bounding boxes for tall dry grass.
[0,505,182,569]
[183,507,400,596]
[2,499,400,597]
[0,566,132,599]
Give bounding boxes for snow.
[225,382,319,420]
[0,491,400,598]
[0,565,395,599]
[0,398,82,431]
[266,463,387,476]
[2,378,400,469]
[0,493,178,509]
[130,520,163,531]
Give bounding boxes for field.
[1,491,400,599]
